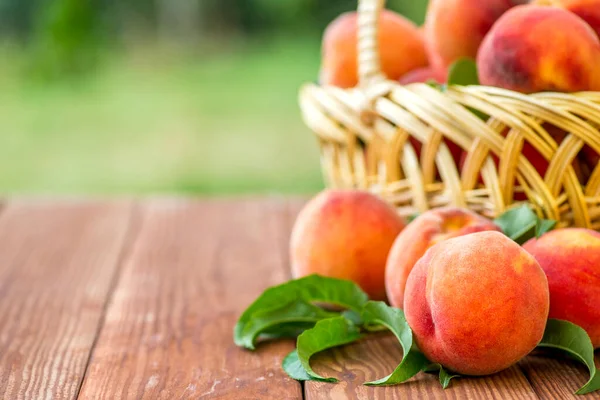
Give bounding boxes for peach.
[535,0,600,37]
[477,5,600,93]
[523,228,600,348]
[424,0,523,71]
[320,10,428,88]
[404,231,549,375]
[290,190,406,300]
[399,67,446,84]
[386,207,500,309]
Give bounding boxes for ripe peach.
[290,190,406,300]
[320,10,428,88]
[404,231,549,375]
[535,0,600,37]
[523,228,600,348]
[399,67,446,84]
[477,5,600,93]
[424,0,522,70]
[385,207,500,309]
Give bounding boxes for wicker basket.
[299,0,600,229]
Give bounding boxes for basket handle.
[357,0,386,87]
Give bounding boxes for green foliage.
[494,205,557,245]
[536,220,557,238]
[361,302,430,386]
[0,38,324,194]
[3,0,430,81]
[295,316,363,382]
[443,58,488,120]
[407,213,420,223]
[28,0,102,80]
[446,58,480,86]
[236,303,338,349]
[424,364,460,389]
[280,299,453,388]
[238,274,600,394]
[388,0,429,25]
[3,0,430,45]
[230,0,429,33]
[282,350,312,381]
[538,319,600,395]
[234,275,369,349]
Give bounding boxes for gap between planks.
[74,201,144,399]
[38,197,592,400]
[0,199,137,400]
[76,198,304,400]
[303,324,600,399]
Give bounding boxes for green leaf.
[361,301,430,386]
[235,300,338,349]
[282,350,312,381]
[261,321,319,340]
[296,316,363,382]
[341,309,364,326]
[494,205,538,244]
[536,219,557,238]
[425,363,460,389]
[439,366,459,389]
[425,80,443,90]
[234,275,369,349]
[447,58,480,86]
[494,205,557,245]
[443,58,489,120]
[537,319,600,395]
[407,213,420,223]
[466,107,489,121]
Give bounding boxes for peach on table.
[290,189,406,301]
[404,231,550,376]
[524,228,600,349]
[385,207,500,309]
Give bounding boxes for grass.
[0,36,325,194]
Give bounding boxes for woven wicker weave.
[299,0,600,229]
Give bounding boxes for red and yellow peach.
[404,231,550,375]
[290,190,406,300]
[424,0,523,71]
[524,228,600,348]
[477,5,600,93]
[320,10,428,88]
[386,207,500,309]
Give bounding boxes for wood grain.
[78,198,302,400]
[0,200,135,400]
[305,333,539,400]
[1,197,597,400]
[518,350,600,399]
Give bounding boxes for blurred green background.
[0,0,428,194]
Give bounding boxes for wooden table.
[0,198,598,399]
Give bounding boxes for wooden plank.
[78,198,302,400]
[518,351,600,399]
[0,200,135,400]
[305,333,539,400]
